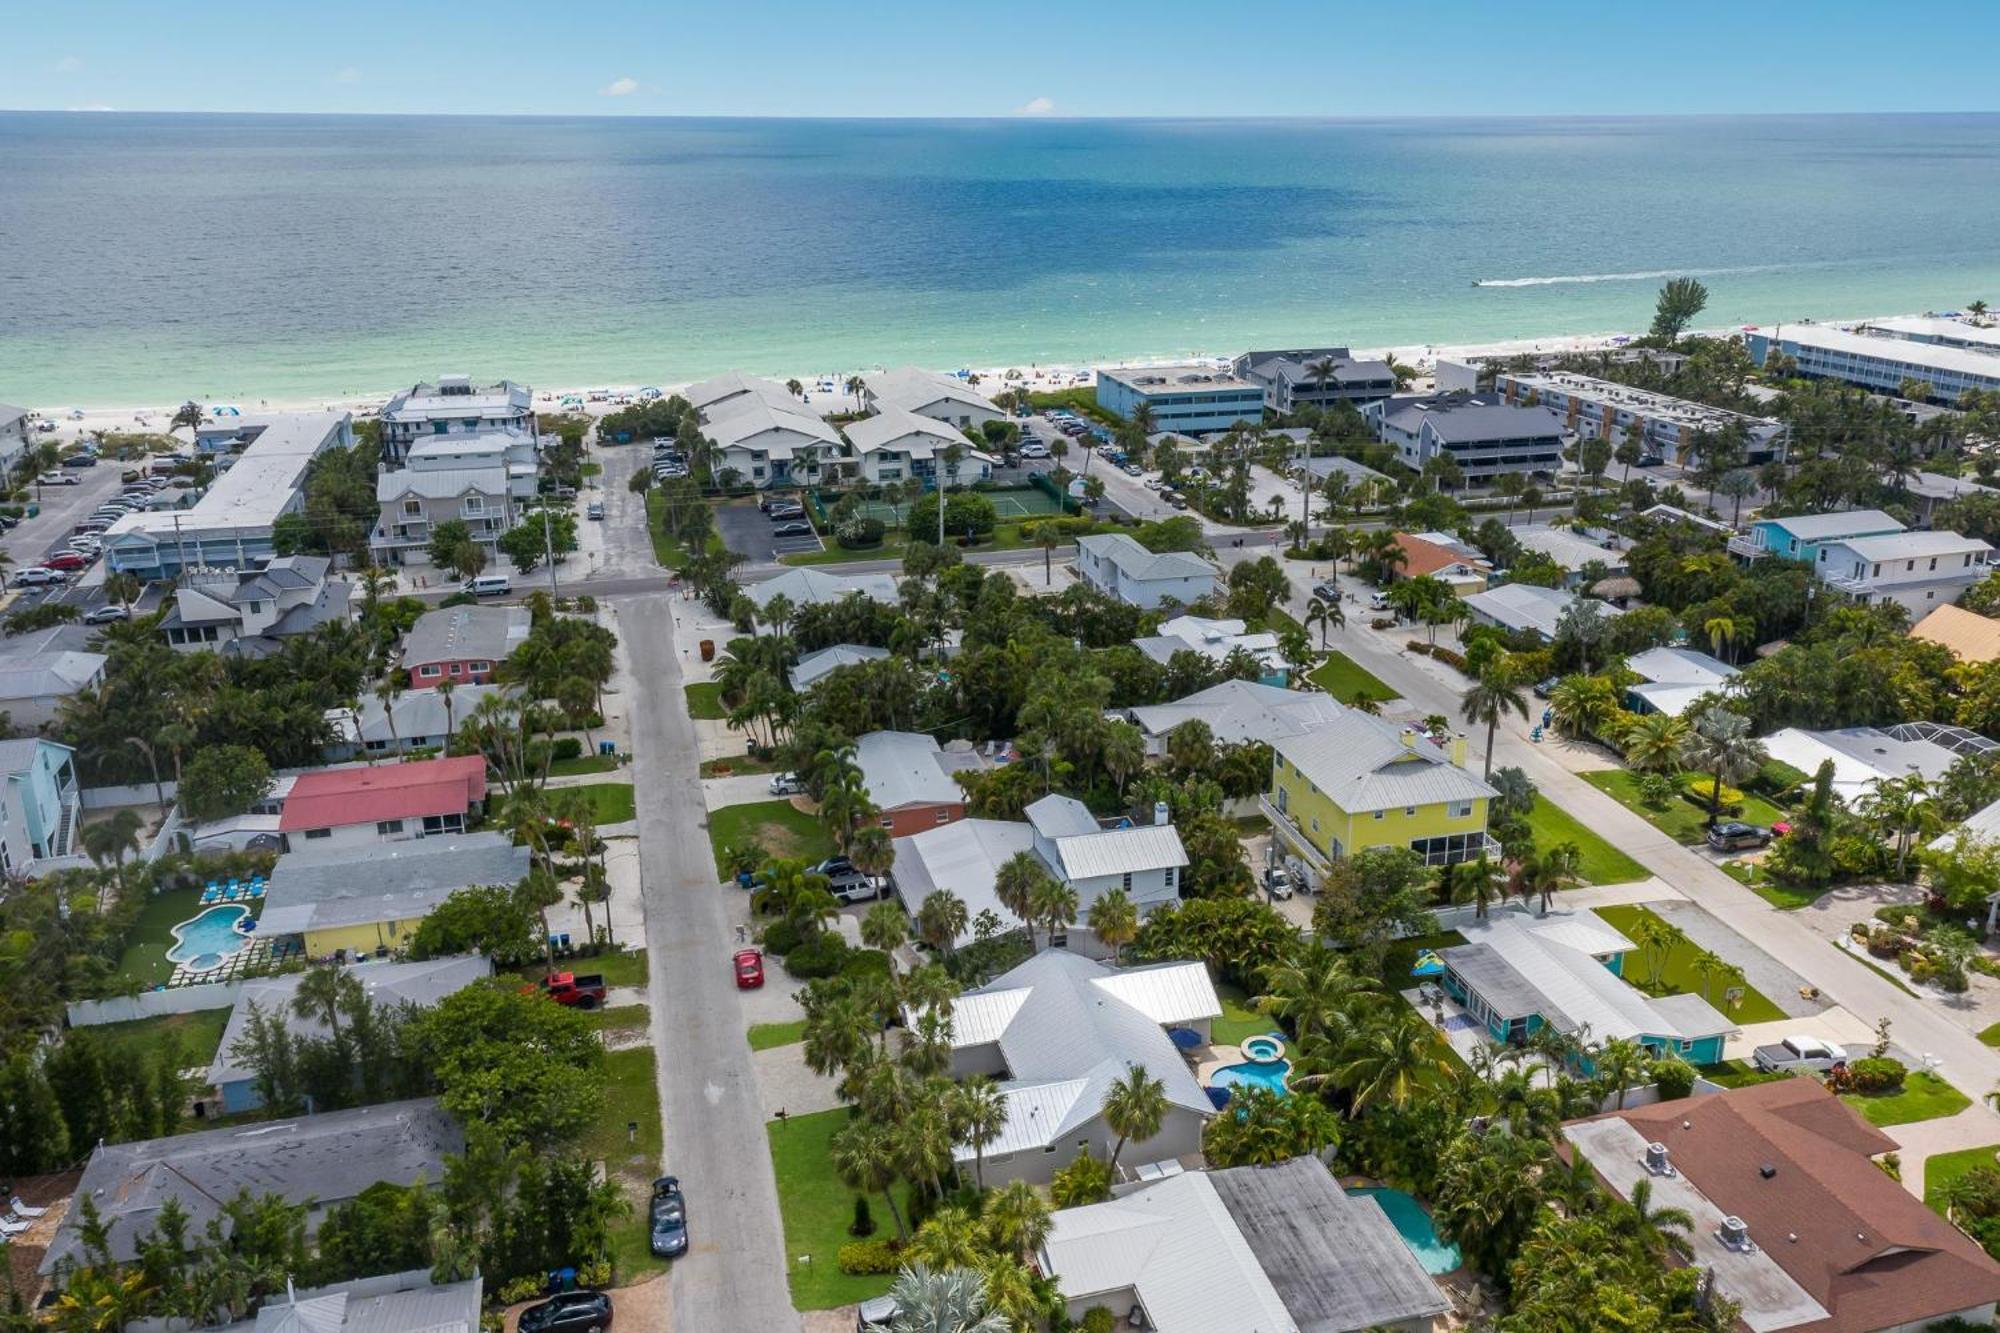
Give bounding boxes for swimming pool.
[166,904,253,972]
[1210,1057,1291,1095]
[1347,1186,1461,1275]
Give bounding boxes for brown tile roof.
[1579,1079,2000,1333]
[1392,532,1489,579]
[1911,604,2000,663]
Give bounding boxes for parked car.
[772,521,813,537]
[1532,676,1561,699]
[813,856,855,879]
[83,604,130,625]
[1264,866,1296,901]
[1368,591,1393,611]
[768,771,804,796]
[62,454,97,467]
[44,472,80,486]
[1637,453,1665,468]
[649,1176,688,1257]
[517,1291,613,1333]
[1310,581,1340,602]
[1164,492,1188,510]
[120,469,143,483]
[1019,441,1049,459]
[1705,821,1770,851]
[11,568,64,587]
[586,501,606,520]
[464,574,512,597]
[534,972,607,1010]
[828,872,881,905]
[1752,1035,1847,1074]
[733,948,765,989]
[43,551,90,571]
[767,504,806,521]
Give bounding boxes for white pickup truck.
[1751,1035,1848,1074]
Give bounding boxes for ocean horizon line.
[5,107,1999,124]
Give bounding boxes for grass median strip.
[749,1020,807,1050]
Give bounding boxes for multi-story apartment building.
[0,403,31,477]
[1729,510,1907,564]
[1494,370,1789,465]
[1747,325,2000,405]
[371,467,516,569]
[1858,314,2000,355]
[844,410,992,487]
[1230,347,1398,412]
[379,376,536,466]
[1813,530,1994,619]
[1361,391,1566,484]
[1096,364,1266,434]
[860,367,1003,431]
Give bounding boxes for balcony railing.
[1258,796,1332,876]
[1725,535,1768,558]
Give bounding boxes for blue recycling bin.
[598,740,616,756]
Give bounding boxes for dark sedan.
[518,1290,613,1333]
[649,1176,688,1257]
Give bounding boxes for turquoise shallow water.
[1347,1186,1463,1275]
[165,904,250,969]
[5,112,2000,403]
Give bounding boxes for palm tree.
[291,963,364,1044]
[850,823,897,894]
[1680,705,1766,828]
[104,571,141,615]
[1029,876,1079,950]
[1329,1010,1458,1114]
[1304,594,1345,649]
[885,1265,1007,1333]
[994,851,1053,948]
[1618,711,1689,775]
[1630,914,1684,988]
[951,1078,1007,1191]
[1861,773,1937,878]
[1450,854,1503,921]
[1617,1176,1695,1260]
[831,1119,910,1242]
[1460,667,1528,779]
[1102,1063,1169,1175]
[1548,674,1620,740]
[1087,888,1139,963]
[124,734,166,812]
[1705,615,1738,664]
[1591,1037,1650,1110]
[80,809,144,904]
[862,900,909,971]
[374,676,405,758]
[1256,941,1378,1043]
[915,889,969,960]
[908,1205,986,1271]
[1531,841,1579,915]
[982,1179,1051,1266]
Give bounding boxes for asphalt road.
[610,526,800,1326]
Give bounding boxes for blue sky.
[8,0,1999,117]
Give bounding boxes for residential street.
[1249,554,2000,1188]
[614,507,800,1327]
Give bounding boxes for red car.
[43,552,89,571]
[733,948,765,989]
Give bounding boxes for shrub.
[783,933,850,979]
[551,737,584,761]
[760,919,803,956]
[1081,1310,1118,1333]
[1679,777,1743,817]
[849,1196,875,1238]
[1847,1056,1908,1095]
[836,1239,902,1275]
[1050,1153,1113,1207]
[835,516,886,549]
[1653,1057,1696,1101]
[498,1276,545,1305]
[1428,645,1469,672]
[1749,758,1809,798]
[840,948,893,981]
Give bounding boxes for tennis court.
[842,487,1062,525]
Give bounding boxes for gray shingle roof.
[855,730,968,811]
[1076,532,1218,583]
[257,833,529,936]
[42,1099,461,1274]
[746,567,897,610]
[399,605,531,668]
[1211,1156,1452,1330]
[789,643,890,691]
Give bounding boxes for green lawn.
[780,520,1057,568]
[749,1020,807,1051]
[584,1046,668,1282]
[548,753,621,777]
[708,799,836,878]
[1212,982,1276,1047]
[113,888,205,989]
[497,946,648,990]
[561,783,637,824]
[1698,1060,1794,1090]
[1841,1070,1971,1127]
[685,681,728,719]
[1719,859,1824,910]
[702,753,780,777]
[1581,769,1789,847]
[1306,651,1398,704]
[767,1107,913,1310]
[583,1004,651,1035]
[1980,1021,2000,1048]
[1523,797,1647,886]
[1925,1143,2000,1213]
[85,1007,231,1068]
[1591,904,1788,1024]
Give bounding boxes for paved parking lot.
[713,499,822,564]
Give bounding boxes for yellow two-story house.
[1264,711,1499,878]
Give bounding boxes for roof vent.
[1719,1216,1753,1252]
[1643,1142,1675,1177]
[1759,1163,1777,1179]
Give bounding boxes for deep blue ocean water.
[3,112,1999,403]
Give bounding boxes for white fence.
[81,780,177,811]
[66,979,241,1028]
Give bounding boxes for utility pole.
[541,504,559,596]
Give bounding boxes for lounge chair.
[9,1197,46,1218]
[0,1217,28,1238]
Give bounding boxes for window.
[935,809,951,823]
[376,819,404,836]
[448,663,462,675]
[463,496,484,516]
[1164,866,1176,891]
[1373,810,1385,821]
[1405,806,1416,816]
[421,813,465,836]
[1451,801,1474,818]
[403,499,423,517]
[1042,1145,1058,1155]
[419,664,441,678]
[879,814,893,828]
[1121,873,1132,891]
[468,661,490,674]
[304,828,332,840]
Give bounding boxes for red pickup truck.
[533,972,607,1009]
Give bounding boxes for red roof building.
[279,756,488,846]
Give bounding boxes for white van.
[463,574,512,597]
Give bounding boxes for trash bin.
[699,639,715,662]
[24,503,38,518]
[598,740,616,756]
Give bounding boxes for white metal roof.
[1077,532,1219,583]
[704,400,843,454]
[1127,680,1344,746]
[1089,961,1221,1027]
[1625,646,1739,689]
[1758,509,1904,541]
[1273,712,1496,814]
[1463,582,1619,638]
[1771,323,2000,382]
[1026,793,1100,839]
[108,411,347,538]
[1512,524,1627,574]
[1825,529,1993,562]
[684,370,799,414]
[1761,725,1965,803]
[789,643,890,691]
[843,408,966,455]
[890,818,1039,946]
[855,730,964,811]
[1050,824,1189,881]
[745,567,897,609]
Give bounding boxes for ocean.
[4,112,2000,405]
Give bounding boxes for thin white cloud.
[600,76,641,98]
[55,55,83,73]
[333,66,363,84]
[1015,96,1056,117]
[67,104,115,113]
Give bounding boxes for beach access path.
[1244,553,2000,1194]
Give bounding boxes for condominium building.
[1361,391,1566,483]
[1096,364,1266,434]
[844,410,992,488]
[379,376,536,466]
[1857,314,2000,355]
[1812,529,1994,619]
[371,466,517,569]
[1493,370,1788,465]
[860,367,1002,431]
[1747,324,2000,405]
[1230,346,1398,412]
[0,403,31,475]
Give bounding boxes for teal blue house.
[1737,510,1905,566]
[1438,909,1732,1070]
[0,737,81,874]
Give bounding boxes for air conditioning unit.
[1643,1142,1675,1176]
[1719,1216,1753,1251]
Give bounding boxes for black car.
[1532,676,1561,699]
[649,1176,688,1257]
[518,1290,613,1333]
[772,521,813,537]
[1310,581,1340,602]
[1636,453,1665,468]
[1706,821,1771,851]
[813,856,855,879]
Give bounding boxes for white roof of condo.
[1499,369,1785,434]
[1825,529,1993,561]
[844,409,968,455]
[107,411,348,537]
[685,370,801,415]
[1859,314,2000,351]
[1774,323,2000,380]
[1076,532,1219,582]
[382,377,531,422]
[1098,363,1260,392]
[703,399,843,454]
[864,366,999,416]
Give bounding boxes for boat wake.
[1473,264,1777,288]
